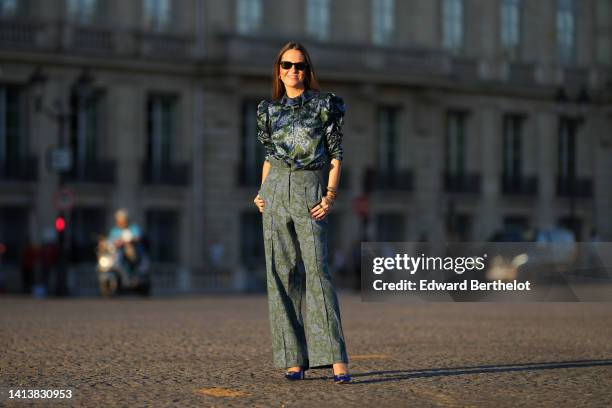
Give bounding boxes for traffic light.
[53,212,69,296]
[55,215,66,233]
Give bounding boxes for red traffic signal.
[55,216,66,232]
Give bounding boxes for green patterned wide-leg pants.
[259,157,349,370]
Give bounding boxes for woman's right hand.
[254,194,265,213]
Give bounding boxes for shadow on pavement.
[304,359,612,384]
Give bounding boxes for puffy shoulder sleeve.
[320,92,346,162]
[256,99,274,160]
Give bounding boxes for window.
[146,210,178,262]
[0,0,18,17]
[236,0,262,34]
[502,114,523,179]
[556,0,576,65]
[557,116,591,198]
[67,0,98,24]
[146,94,176,179]
[376,213,404,242]
[376,106,398,175]
[241,100,266,186]
[0,206,28,263]
[444,111,479,193]
[500,0,521,59]
[447,213,471,241]
[240,212,264,269]
[0,85,25,178]
[371,0,394,45]
[70,90,103,179]
[445,112,467,176]
[70,207,105,262]
[306,0,330,40]
[558,116,578,180]
[442,0,463,52]
[143,0,173,31]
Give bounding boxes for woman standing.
[253,41,351,384]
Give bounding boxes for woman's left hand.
[310,194,334,220]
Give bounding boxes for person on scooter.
[108,208,145,277]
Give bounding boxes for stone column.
[108,84,140,221]
[413,98,444,243]
[474,105,500,240]
[535,110,556,229]
[189,86,206,288]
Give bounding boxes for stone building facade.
[0,0,610,293]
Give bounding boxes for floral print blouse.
[256,89,346,170]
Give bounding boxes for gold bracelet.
[327,186,338,193]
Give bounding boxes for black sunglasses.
[279,61,308,71]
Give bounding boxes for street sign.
[53,187,75,211]
[47,147,73,172]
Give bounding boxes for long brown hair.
[271,41,320,100]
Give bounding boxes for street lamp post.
[28,66,95,296]
[575,86,591,241]
[555,84,591,241]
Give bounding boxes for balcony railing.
[217,32,450,79]
[135,30,194,58]
[69,26,115,52]
[0,19,41,49]
[501,175,538,195]
[141,160,190,186]
[364,168,414,192]
[0,18,196,58]
[451,57,479,82]
[556,175,593,198]
[443,172,481,194]
[63,159,116,183]
[563,68,589,87]
[0,157,38,181]
[508,62,536,85]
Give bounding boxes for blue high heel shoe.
[333,372,351,384]
[284,368,306,380]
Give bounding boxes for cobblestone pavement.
[1,292,612,407]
